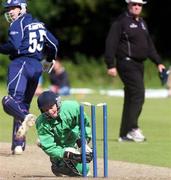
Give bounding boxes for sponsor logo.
[130,23,138,28]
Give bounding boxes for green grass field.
[0,85,171,168]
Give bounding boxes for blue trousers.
[2,57,42,150]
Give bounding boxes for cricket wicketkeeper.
[36,91,92,176]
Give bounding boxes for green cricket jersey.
[36,100,91,160]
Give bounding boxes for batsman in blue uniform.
[0,0,58,155]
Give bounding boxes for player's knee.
[2,95,14,114]
[2,95,10,108]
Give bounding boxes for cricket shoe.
[16,114,36,139]
[13,145,23,155]
[118,136,134,142]
[12,139,26,155]
[126,128,146,142]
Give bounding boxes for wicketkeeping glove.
[63,147,92,163]
[76,138,91,148]
[76,138,92,154]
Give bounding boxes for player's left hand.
[159,68,170,85]
[76,138,92,153]
[158,64,165,73]
[85,151,93,163]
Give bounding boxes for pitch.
[0,142,171,179]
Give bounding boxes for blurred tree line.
[0,0,171,60]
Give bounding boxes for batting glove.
[42,59,55,73]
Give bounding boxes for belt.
[123,57,143,63]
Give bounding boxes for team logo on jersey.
[10,31,19,35]
[130,23,138,28]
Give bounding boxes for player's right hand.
[63,147,92,163]
[107,67,117,77]
[64,150,82,163]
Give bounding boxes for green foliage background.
[0,0,171,58]
[0,0,170,85]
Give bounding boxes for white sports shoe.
[16,114,36,138]
[118,136,134,142]
[13,146,23,155]
[126,128,146,142]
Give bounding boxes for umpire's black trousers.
[117,59,145,137]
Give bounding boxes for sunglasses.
[132,3,143,7]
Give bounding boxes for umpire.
[105,0,165,142]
